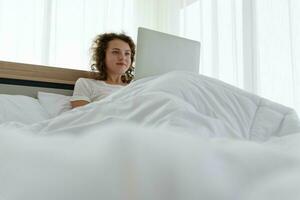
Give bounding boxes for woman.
[70,32,136,108]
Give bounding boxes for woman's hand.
[70,100,89,109]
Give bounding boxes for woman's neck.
[105,75,124,85]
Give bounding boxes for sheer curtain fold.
[179,0,299,114]
[0,0,299,114]
[289,0,300,113]
[253,0,299,113]
[0,0,45,64]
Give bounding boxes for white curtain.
[254,0,300,114]
[180,0,300,114]
[0,0,180,70]
[0,0,136,69]
[0,0,299,114]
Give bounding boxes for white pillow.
[0,94,50,124]
[38,91,72,118]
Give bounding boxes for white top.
[70,78,124,102]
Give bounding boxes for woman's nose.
[118,53,126,60]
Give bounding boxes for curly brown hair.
[90,32,136,83]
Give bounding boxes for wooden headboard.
[0,60,93,97]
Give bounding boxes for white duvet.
[1,71,300,200]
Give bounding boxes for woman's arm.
[71,78,92,109]
[71,100,89,109]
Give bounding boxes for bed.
[0,60,92,97]
[1,60,300,200]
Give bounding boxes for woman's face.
[105,39,132,76]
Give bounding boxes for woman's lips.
[116,63,126,66]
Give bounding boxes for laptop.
[134,27,200,79]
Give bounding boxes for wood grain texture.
[0,60,93,84]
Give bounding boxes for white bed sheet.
[1,71,300,200]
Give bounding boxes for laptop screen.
[134,27,200,79]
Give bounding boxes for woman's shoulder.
[76,77,105,84]
[75,78,107,90]
[76,78,127,88]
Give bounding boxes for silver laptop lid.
[134,27,200,79]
